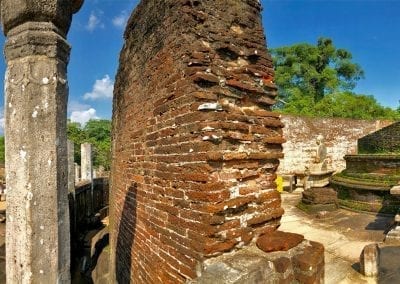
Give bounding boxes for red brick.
[111,0,286,282]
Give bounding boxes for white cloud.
[68,101,91,113]
[83,75,114,100]
[112,11,129,29]
[86,11,104,31]
[70,108,99,126]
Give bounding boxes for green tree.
[83,120,111,170]
[67,119,112,170]
[0,136,4,163]
[271,37,364,107]
[67,121,86,164]
[314,92,400,120]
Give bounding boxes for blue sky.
[0,0,399,129]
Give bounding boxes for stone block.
[390,185,400,196]
[360,243,379,277]
[193,240,324,284]
[302,187,338,205]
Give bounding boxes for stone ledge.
[191,239,324,284]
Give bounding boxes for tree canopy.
[271,37,364,104]
[271,37,399,120]
[0,136,4,163]
[67,119,112,170]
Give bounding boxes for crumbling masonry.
[110,0,303,282]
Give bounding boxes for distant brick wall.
[279,115,393,174]
[358,121,400,154]
[110,0,284,282]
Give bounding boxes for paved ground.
[0,193,399,283]
[0,223,4,283]
[280,189,400,284]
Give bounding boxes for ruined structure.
[110,1,323,282]
[1,0,83,282]
[331,122,400,214]
[278,115,393,174]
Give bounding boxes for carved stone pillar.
[0,1,83,282]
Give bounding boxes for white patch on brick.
[229,186,240,198]
[202,126,215,131]
[198,103,223,111]
[42,77,49,84]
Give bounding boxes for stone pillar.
[67,140,75,193]
[75,162,81,184]
[81,143,93,182]
[1,1,83,283]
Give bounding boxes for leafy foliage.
[0,136,4,163]
[67,119,111,170]
[314,92,400,120]
[271,37,399,120]
[271,37,364,105]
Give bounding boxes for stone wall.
[110,0,285,282]
[358,121,400,154]
[279,115,393,174]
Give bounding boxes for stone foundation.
[192,240,324,284]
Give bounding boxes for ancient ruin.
[110,0,323,282]
[1,0,83,282]
[0,0,398,283]
[331,122,400,214]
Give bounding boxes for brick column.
[1,1,83,282]
[111,1,285,282]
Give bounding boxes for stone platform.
[191,240,324,284]
[281,189,400,283]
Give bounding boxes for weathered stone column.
[81,143,93,182]
[67,140,75,193]
[1,1,83,282]
[75,162,81,184]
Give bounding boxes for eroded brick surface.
[256,231,304,253]
[110,0,284,282]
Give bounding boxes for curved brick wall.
[358,121,400,154]
[110,0,284,282]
